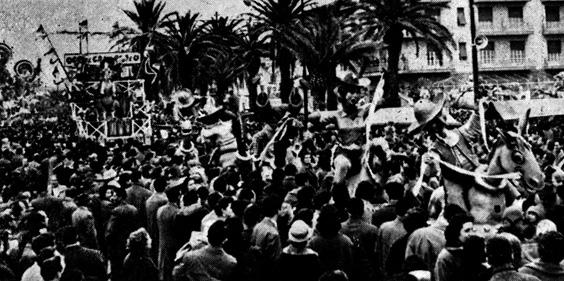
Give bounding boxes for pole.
[469,0,480,98]
[79,26,83,54]
[302,66,308,132]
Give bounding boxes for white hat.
[288,220,312,243]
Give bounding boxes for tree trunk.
[309,72,327,110]
[246,58,261,112]
[382,28,403,108]
[326,67,338,110]
[279,48,293,103]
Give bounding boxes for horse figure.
[200,120,239,169]
[332,138,389,197]
[440,113,544,225]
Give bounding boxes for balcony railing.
[543,21,564,34]
[477,19,533,36]
[478,56,535,70]
[364,57,453,74]
[546,53,564,68]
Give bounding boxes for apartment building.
[368,0,564,83]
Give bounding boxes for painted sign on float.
[63,52,141,67]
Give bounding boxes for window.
[478,7,493,22]
[548,40,562,61]
[459,42,468,60]
[508,6,523,20]
[426,46,443,66]
[548,40,562,54]
[510,41,525,63]
[479,41,495,64]
[546,6,560,22]
[457,8,467,26]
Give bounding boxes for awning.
[487,98,564,120]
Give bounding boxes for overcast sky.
[0,0,332,81]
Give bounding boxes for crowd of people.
[2,75,564,281]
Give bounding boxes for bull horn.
[289,90,303,111]
[256,92,270,108]
[517,108,531,136]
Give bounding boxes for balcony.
[364,58,454,75]
[477,19,533,36]
[543,21,564,35]
[545,53,564,69]
[478,54,535,71]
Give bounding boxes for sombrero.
[407,92,459,135]
[197,106,226,125]
[173,89,203,109]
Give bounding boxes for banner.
[64,52,142,67]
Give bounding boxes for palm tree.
[353,0,455,107]
[205,48,247,98]
[201,14,247,98]
[245,0,315,103]
[159,11,209,91]
[234,22,270,111]
[204,13,245,45]
[110,0,168,54]
[283,4,379,110]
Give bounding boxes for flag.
[35,25,48,40]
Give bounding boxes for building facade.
[368,0,564,85]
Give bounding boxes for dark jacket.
[308,233,354,276]
[251,217,281,281]
[277,248,321,281]
[62,244,107,281]
[145,192,167,261]
[489,264,541,281]
[105,203,139,264]
[126,184,153,227]
[157,202,181,281]
[122,254,159,281]
[519,261,564,281]
[340,218,378,280]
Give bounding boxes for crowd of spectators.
[2,86,564,281]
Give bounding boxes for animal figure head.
[200,120,233,144]
[492,129,544,192]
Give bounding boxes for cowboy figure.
[172,89,204,122]
[408,92,482,172]
[309,73,371,177]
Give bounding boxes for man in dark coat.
[145,177,168,262]
[126,170,153,227]
[157,183,182,281]
[251,195,282,281]
[105,188,139,280]
[60,226,106,281]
